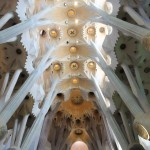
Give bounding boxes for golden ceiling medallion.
[68,28,77,37]
[53,63,61,71]
[72,78,79,84]
[70,46,77,53]
[67,9,76,18]
[87,27,95,36]
[70,62,79,70]
[50,29,58,38]
[87,61,96,69]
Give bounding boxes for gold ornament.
[53,63,61,71]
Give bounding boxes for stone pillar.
[123,6,145,26]
[0,46,55,140]
[90,42,150,143]
[38,102,61,150]
[134,66,148,106]
[90,41,144,115]
[0,6,55,44]
[0,12,14,29]
[0,130,12,150]
[59,130,70,150]
[0,72,9,96]
[124,6,150,29]
[55,126,65,150]
[87,129,98,150]
[89,3,150,51]
[103,115,117,150]
[3,69,22,102]
[121,64,150,113]
[15,115,29,147]
[119,105,135,144]
[91,122,103,150]
[0,126,8,141]
[10,119,18,147]
[21,80,58,150]
[92,76,128,150]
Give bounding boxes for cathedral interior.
[0,0,150,150]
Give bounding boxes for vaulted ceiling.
[0,0,150,150]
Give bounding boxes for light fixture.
[53,63,61,71]
[70,46,77,53]
[70,62,79,70]
[75,19,79,25]
[87,61,96,69]
[74,1,78,6]
[72,78,79,84]
[68,9,76,18]
[50,29,58,38]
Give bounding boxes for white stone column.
[15,114,29,147]
[21,80,58,150]
[90,42,144,117]
[55,126,65,150]
[124,6,150,29]
[134,66,148,104]
[87,128,98,150]
[121,64,150,113]
[0,12,14,29]
[3,69,22,102]
[103,115,117,150]
[0,46,55,134]
[90,42,150,141]
[0,72,9,96]
[10,119,18,147]
[59,130,70,150]
[92,75,128,150]
[38,102,61,150]
[91,121,103,150]
[0,6,56,44]
[0,129,12,150]
[89,3,150,51]
[119,105,135,144]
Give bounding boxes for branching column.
[3,69,22,102]
[15,114,29,147]
[0,12,14,29]
[121,64,150,113]
[119,105,135,144]
[0,6,56,44]
[0,46,55,140]
[89,3,150,51]
[21,80,58,150]
[38,102,61,150]
[90,42,150,139]
[92,75,128,150]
